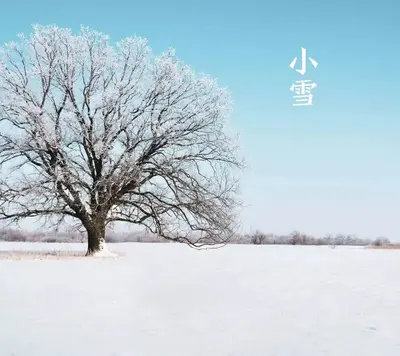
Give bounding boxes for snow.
[1,242,400,356]
[89,248,118,258]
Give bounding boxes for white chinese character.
[290,47,318,75]
[290,80,317,106]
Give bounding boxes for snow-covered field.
[1,242,399,356]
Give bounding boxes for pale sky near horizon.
[0,0,399,240]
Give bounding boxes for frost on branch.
[0,25,242,250]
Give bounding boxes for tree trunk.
[85,221,106,256]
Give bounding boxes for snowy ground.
[1,242,399,356]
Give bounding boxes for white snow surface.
[1,242,400,356]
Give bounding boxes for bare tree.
[0,25,242,256]
[248,230,268,245]
[289,230,302,245]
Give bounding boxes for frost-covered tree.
[0,25,242,256]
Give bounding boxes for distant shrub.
[41,237,58,243]
[372,237,390,247]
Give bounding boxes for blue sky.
[1,0,399,239]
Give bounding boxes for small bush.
[41,237,58,243]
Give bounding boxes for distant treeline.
[236,231,391,246]
[0,228,391,247]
